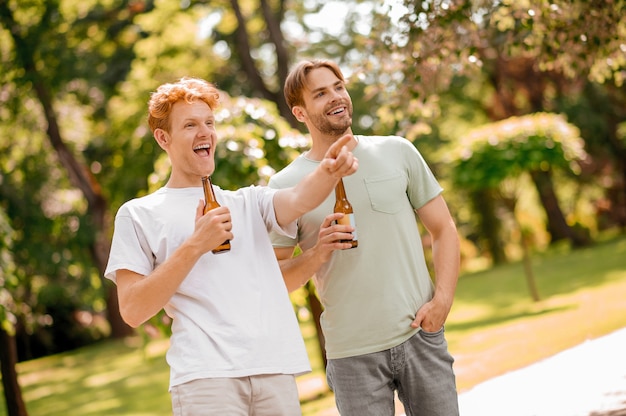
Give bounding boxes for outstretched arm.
[273,134,358,227]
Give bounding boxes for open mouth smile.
[193,143,212,157]
[327,106,346,116]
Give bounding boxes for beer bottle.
[201,176,231,254]
[334,179,358,249]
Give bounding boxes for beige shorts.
[170,374,301,416]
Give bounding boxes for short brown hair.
[148,77,220,133]
[284,59,345,110]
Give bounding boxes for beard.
[310,102,353,137]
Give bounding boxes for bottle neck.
[335,179,347,200]
[202,176,217,203]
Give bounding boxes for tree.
[362,0,626,246]
[366,0,625,115]
[451,112,589,285]
[0,0,161,340]
[189,0,376,130]
[0,209,28,416]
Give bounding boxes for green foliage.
[555,81,626,158]
[0,0,160,354]
[211,93,306,188]
[358,0,626,188]
[368,0,626,102]
[451,113,588,190]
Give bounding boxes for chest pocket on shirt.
[364,172,407,214]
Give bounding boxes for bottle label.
[336,213,357,241]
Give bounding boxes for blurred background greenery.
[1,0,625,414]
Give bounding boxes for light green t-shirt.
[269,135,443,359]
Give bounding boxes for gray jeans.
[326,328,459,416]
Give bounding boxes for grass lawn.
[2,234,626,416]
[447,233,626,391]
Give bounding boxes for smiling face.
[154,99,217,187]
[294,66,353,139]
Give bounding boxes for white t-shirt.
[270,135,443,359]
[105,185,310,388]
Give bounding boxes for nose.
[199,123,213,137]
[330,89,343,101]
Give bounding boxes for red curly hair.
[148,77,220,133]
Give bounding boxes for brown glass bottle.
[201,176,231,254]
[334,179,358,249]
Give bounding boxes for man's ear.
[154,129,169,149]
[292,106,306,122]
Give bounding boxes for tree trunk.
[229,0,299,128]
[2,3,133,339]
[602,88,626,229]
[305,281,327,370]
[32,68,133,340]
[529,169,589,247]
[502,196,541,302]
[0,327,28,416]
[520,229,541,302]
[470,189,507,264]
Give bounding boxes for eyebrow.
[310,80,343,95]
[181,115,215,123]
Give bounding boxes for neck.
[306,129,357,161]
